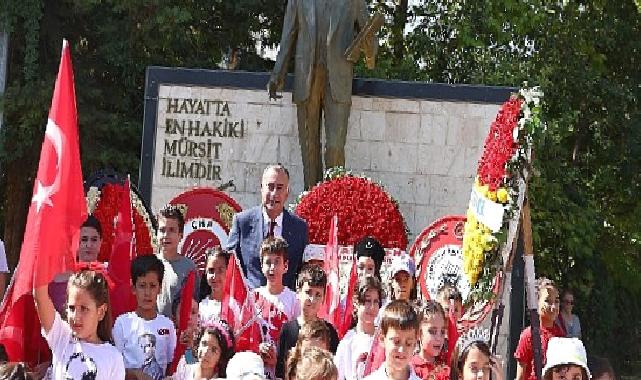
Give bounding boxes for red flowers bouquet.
[89,182,155,262]
[294,168,408,249]
[477,98,523,192]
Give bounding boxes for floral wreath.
[463,87,544,301]
[86,177,156,261]
[292,167,408,248]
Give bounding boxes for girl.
[542,338,590,380]
[388,255,417,303]
[556,289,581,338]
[34,269,125,379]
[450,329,503,380]
[411,301,449,380]
[198,247,229,324]
[295,347,338,380]
[172,321,235,380]
[284,319,333,380]
[49,216,104,313]
[335,276,384,380]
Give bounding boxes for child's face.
[206,255,227,295]
[157,216,183,254]
[66,286,106,343]
[419,314,446,359]
[78,226,102,262]
[261,252,287,285]
[357,288,380,325]
[198,332,222,370]
[550,365,585,380]
[538,286,560,321]
[438,295,463,321]
[461,346,491,380]
[298,283,325,318]
[356,256,376,280]
[381,327,418,371]
[133,272,161,313]
[391,271,414,300]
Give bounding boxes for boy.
[113,254,177,380]
[276,263,339,378]
[155,205,200,318]
[515,278,565,380]
[254,236,300,374]
[364,300,421,380]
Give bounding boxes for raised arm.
[34,284,56,333]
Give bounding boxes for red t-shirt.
[411,355,450,380]
[514,324,565,380]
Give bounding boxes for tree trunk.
[3,154,38,273]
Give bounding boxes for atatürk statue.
[268,0,380,189]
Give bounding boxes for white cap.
[542,337,591,379]
[389,254,416,278]
[226,351,266,379]
[303,244,326,262]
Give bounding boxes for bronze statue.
[268,0,380,189]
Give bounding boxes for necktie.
[268,220,276,237]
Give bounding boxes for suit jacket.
[225,206,309,290]
[271,0,374,104]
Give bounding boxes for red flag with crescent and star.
[0,39,87,364]
[319,215,341,327]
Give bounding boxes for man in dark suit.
[267,0,377,189]
[226,165,308,290]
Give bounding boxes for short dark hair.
[380,299,419,336]
[131,254,165,285]
[158,205,185,231]
[260,236,289,262]
[81,215,102,238]
[420,300,446,323]
[296,264,327,290]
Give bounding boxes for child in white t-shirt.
[34,269,125,379]
[335,276,383,380]
[198,247,230,324]
[254,237,300,376]
[113,254,177,380]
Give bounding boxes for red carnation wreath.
[477,97,523,191]
[87,178,155,262]
[294,168,408,249]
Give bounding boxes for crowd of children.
[0,203,616,380]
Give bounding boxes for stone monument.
[267,0,380,189]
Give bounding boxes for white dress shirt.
[262,208,284,238]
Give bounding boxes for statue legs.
[296,67,351,189]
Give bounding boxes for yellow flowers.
[463,179,508,285]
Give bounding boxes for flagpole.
[126,175,135,260]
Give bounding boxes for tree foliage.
[1,0,640,373]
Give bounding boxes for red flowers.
[476,98,523,191]
[92,183,155,262]
[295,175,408,249]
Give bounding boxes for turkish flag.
[320,215,341,328]
[0,39,86,363]
[168,270,196,375]
[338,258,357,338]
[107,178,138,320]
[221,253,261,352]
